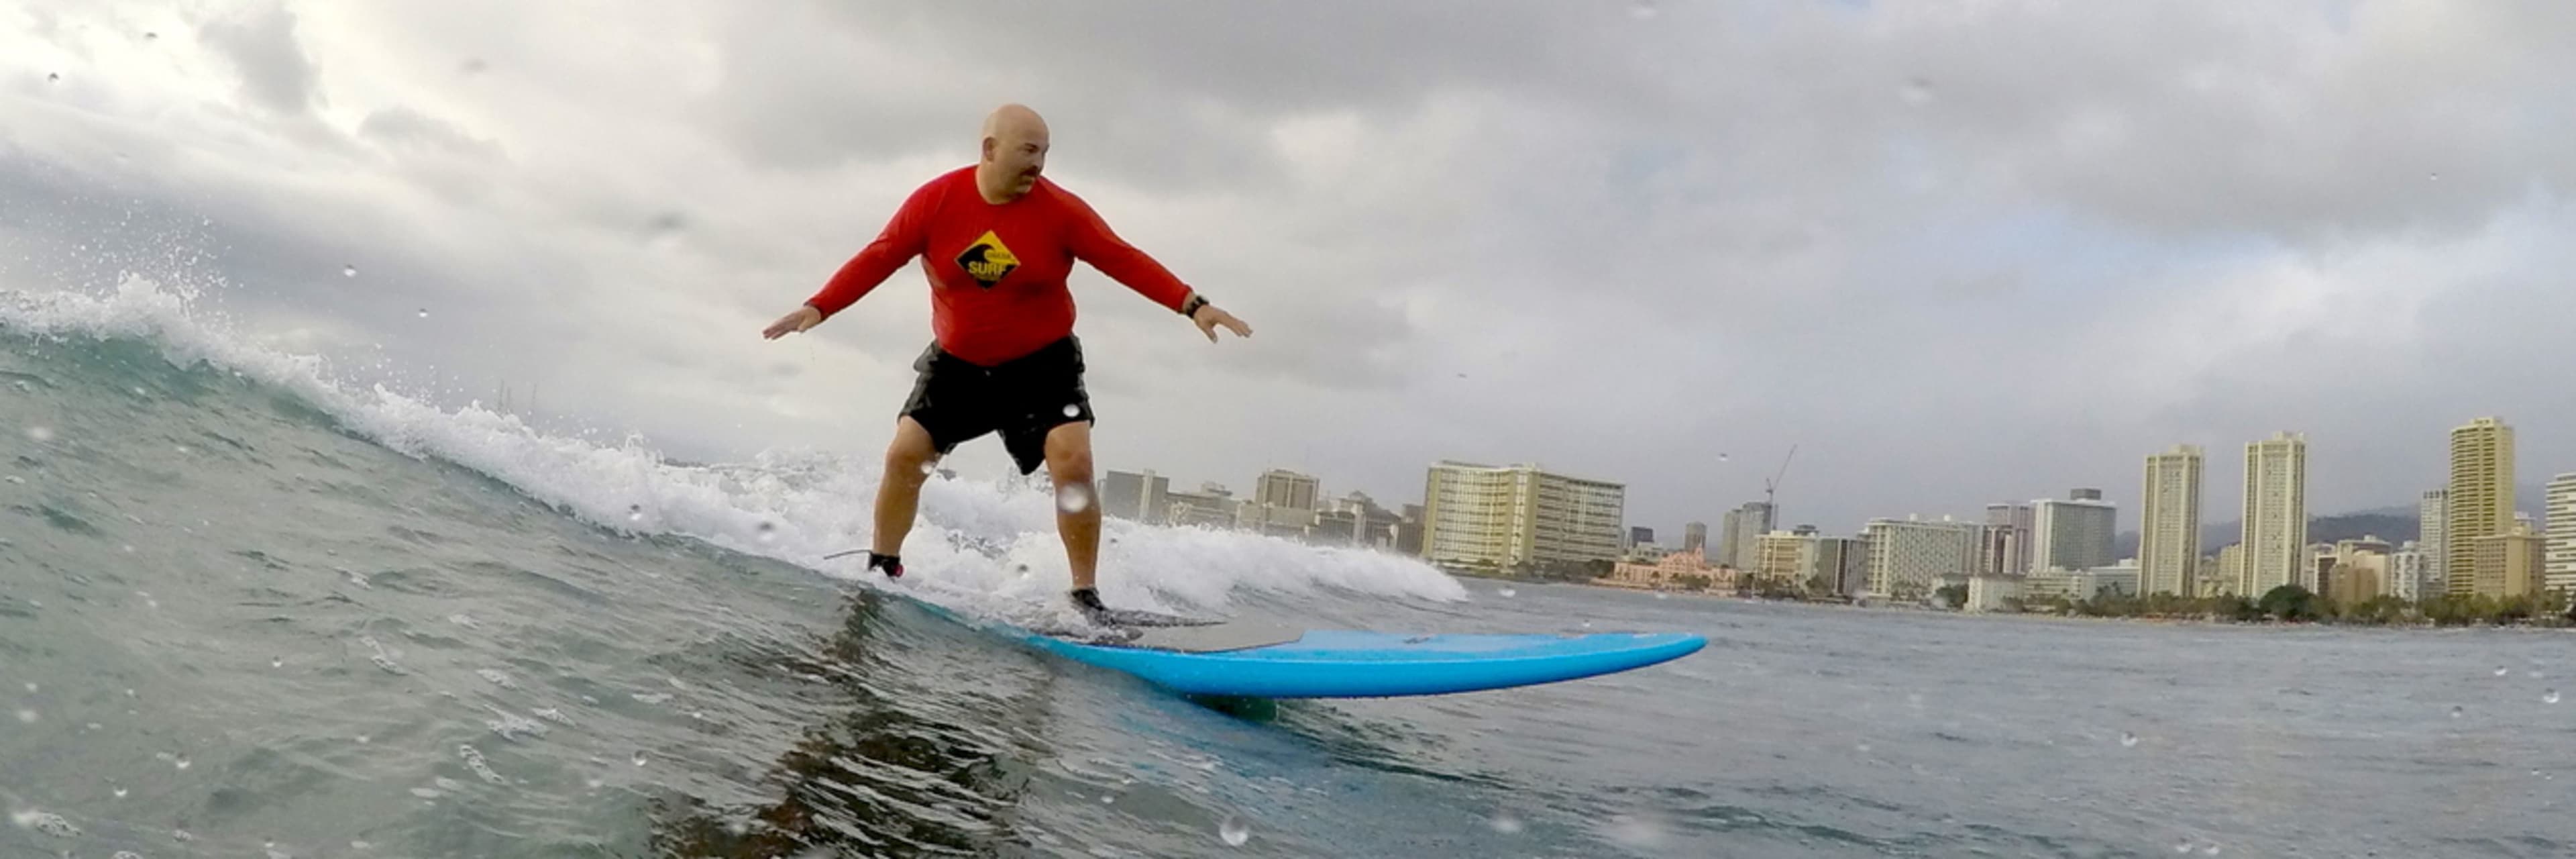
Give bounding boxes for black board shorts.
[900,335,1093,475]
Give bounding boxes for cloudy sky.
[5,0,2572,537]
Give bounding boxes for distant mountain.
[2108,486,2551,558]
[2114,513,2409,558]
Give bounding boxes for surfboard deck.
[1020,622,1707,699]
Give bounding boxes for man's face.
[988,128,1049,197]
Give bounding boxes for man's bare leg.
[871,416,940,564]
[1043,420,1101,591]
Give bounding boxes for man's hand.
[763,305,823,340]
[1191,304,1252,343]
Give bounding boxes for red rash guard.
[803,165,1195,366]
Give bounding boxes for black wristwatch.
[1179,293,1210,317]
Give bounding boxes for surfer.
[761,103,1252,621]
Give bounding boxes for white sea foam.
[0,280,1467,622]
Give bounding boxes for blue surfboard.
[1017,626,1707,699]
[853,569,1705,699]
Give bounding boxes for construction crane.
[1764,445,1797,525]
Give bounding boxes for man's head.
[978,103,1050,201]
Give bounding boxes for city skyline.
[1100,413,2562,607]
[1110,419,2561,561]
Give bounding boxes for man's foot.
[865,552,904,579]
[1069,587,1109,622]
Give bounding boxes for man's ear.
[980,136,996,162]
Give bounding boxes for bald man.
[763,103,1252,622]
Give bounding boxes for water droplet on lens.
[1063,404,1081,418]
[342,265,357,278]
[47,72,60,83]
[1058,485,1092,513]
[2121,731,2139,748]
[113,787,128,798]
[2496,666,2510,676]
[173,754,191,769]
[1902,77,1935,105]
[2174,842,2194,854]
[10,810,80,838]
[633,751,649,766]
[1488,812,1524,834]
[2547,690,2561,705]
[1218,814,1250,846]
[1498,587,1517,597]
[1604,813,1670,849]
[25,425,54,442]
[272,656,283,668]
[2450,705,2464,719]
[13,709,35,723]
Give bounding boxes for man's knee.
[1043,423,1093,479]
[886,418,938,480]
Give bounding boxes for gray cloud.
[199,2,323,116]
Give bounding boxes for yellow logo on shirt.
[955,230,1019,287]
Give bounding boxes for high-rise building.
[1983,503,2035,575]
[1976,523,2020,576]
[1627,526,1656,550]
[1718,502,1774,570]
[2469,523,2546,599]
[1799,535,1870,597]
[2242,432,2309,597]
[1167,482,1239,529]
[2140,445,2205,596]
[2445,417,2516,597]
[1421,461,1625,572]
[1862,518,1983,599]
[1255,469,1322,511]
[2031,490,2117,572]
[2388,542,2427,602]
[2418,489,2449,597]
[2545,474,2575,594]
[1752,532,1809,586]
[1682,521,1709,553]
[2212,544,2245,597]
[1395,504,1428,556]
[1101,469,1171,525]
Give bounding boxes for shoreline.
[1447,574,2576,631]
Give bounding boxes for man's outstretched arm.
[1061,195,1252,342]
[763,183,938,339]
